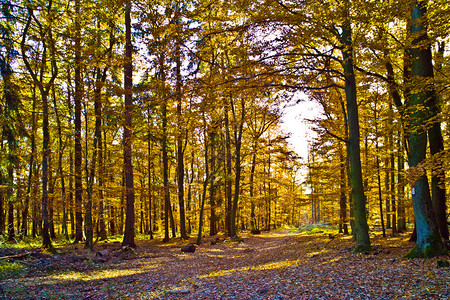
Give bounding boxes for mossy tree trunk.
[405,0,447,258]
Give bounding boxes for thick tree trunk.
[405,1,447,258]
[428,73,448,240]
[341,16,371,252]
[122,0,136,248]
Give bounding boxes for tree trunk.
[341,13,371,252]
[147,107,154,239]
[51,83,68,240]
[197,118,209,245]
[230,98,245,238]
[339,143,349,235]
[405,1,447,258]
[7,170,14,241]
[397,130,406,232]
[97,69,107,241]
[22,85,37,236]
[48,155,55,239]
[249,150,257,233]
[427,44,448,241]
[175,3,188,240]
[41,87,52,248]
[224,102,232,236]
[73,0,83,244]
[21,6,57,249]
[122,0,136,248]
[209,128,217,236]
[0,188,3,235]
[161,53,171,242]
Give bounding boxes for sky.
[280,93,323,163]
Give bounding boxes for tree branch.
[324,128,348,144]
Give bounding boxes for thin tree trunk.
[21,6,58,249]
[224,102,232,236]
[249,150,257,233]
[122,0,136,248]
[376,150,386,238]
[7,167,14,241]
[0,186,3,236]
[51,83,68,240]
[73,0,83,244]
[209,128,217,236]
[22,85,37,236]
[197,119,209,245]
[339,143,349,235]
[175,3,188,240]
[161,53,170,243]
[147,107,154,239]
[397,130,406,232]
[230,98,245,238]
[48,154,55,239]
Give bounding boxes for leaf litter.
[1,230,449,299]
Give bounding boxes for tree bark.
[22,85,37,236]
[230,98,245,237]
[405,0,447,258]
[209,128,217,236]
[197,117,209,245]
[122,0,136,248]
[73,0,83,244]
[428,43,448,241]
[224,102,232,236]
[341,12,371,252]
[338,143,349,235]
[175,2,188,240]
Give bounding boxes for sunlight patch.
[198,259,299,279]
[48,265,158,282]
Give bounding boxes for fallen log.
[0,252,36,260]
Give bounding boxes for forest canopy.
[0,0,449,258]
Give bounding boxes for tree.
[404,0,447,258]
[122,0,136,248]
[21,3,58,249]
[73,0,84,244]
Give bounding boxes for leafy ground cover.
[1,228,449,299]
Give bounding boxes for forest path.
[1,229,449,299]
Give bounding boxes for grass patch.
[298,223,338,235]
[0,260,25,279]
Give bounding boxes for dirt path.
[1,230,449,299]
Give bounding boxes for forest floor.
[1,227,449,299]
